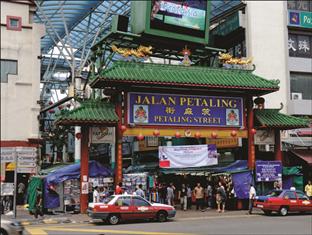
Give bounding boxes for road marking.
[25,227,48,235]
[41,227,193,235]
[178,214,260,221]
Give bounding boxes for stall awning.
[254,109,310,130]
[90,61,280,95]
[54,100,118,126]
[291,150,312,166]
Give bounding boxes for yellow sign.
[6,162,16,171]
[207,138,239,148]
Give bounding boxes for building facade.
[1,0,45,147]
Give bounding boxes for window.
[133,197,150,207]
[296,191,309,200]
[283,191,297,199]
[1,60,18,83]
[6,16,22,31]
[115,197,131,206]
[290,73,312,100]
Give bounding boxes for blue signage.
[128,92,243,127]
[255,161,282,182]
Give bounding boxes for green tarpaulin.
[27,176,43,212]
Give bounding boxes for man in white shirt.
[249,184,256,214]
[93,186,100,203]
[135,184,145,198]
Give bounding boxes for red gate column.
[115,95,123,185]
[80,126,89,213]
[274,129,282,161]
[247,98,255,170]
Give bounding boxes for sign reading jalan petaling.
[128,93,244,127]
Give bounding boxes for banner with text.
[255,161,282,182]
[128,93,243,127]
[159,144,218,168]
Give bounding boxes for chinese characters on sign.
[288,34,312,58]
[288,10,312,29]
[128,93,243,127]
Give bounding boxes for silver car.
[0,219,24,235]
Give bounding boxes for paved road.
[25,213,312,235]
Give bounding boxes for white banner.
[90,127,115,144]
[159,145,218,168]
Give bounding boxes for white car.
[0,219,24,235]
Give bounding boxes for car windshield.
[266,190,282,197]
[103,195,115,204]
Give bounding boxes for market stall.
[42,160,113,212]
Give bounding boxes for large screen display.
[150,0,207,37]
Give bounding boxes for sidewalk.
[2,206,259,226]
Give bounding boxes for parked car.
[0,219,24,235]
[87,195,176,225]
[254,189,312,216]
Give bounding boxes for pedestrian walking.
[304,180,312,200]
[159,183,167,204]
[216,182,226,213]
[115,182,123,195]
[248,184,256,214]
[186,184,192,209]
[34,187,43,219]
[206,183,213,209]
[193,183,204,211]
[93,186,100,203]
[17,182,26,205]
[178,184,187,211]
[166,183,175,206]
[136,184,145,198]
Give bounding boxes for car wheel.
[263,210,272,216]
[157,211,168,222]
[107,214,120,225]
[0,229,8,235]
[279,207,288,216]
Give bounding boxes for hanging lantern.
[211,132,218,139]
[231,130,237,137]
[251,128,257,135]
[175,131,181,138]
[194,132,201,139]
[75,132,82,140]
[137,133,144,141]
[58,105,63,110]
[66,103,71,108]
[48,109,55,114]
[153,129,160,137]
[120,125,127,133]
[48,101,53,105]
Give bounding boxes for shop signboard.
[0,147,16,162]
[255,161,282,182]
[90,127,115,144]
[288,10,312,29]
[128,93,243,127]
[1,182,14,196]
[254,130,275,145]
[206,138,239,148]
[16,167,37,174]
[159,144,218,168]
[212,12,241,36]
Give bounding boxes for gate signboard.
[128,93,243,127]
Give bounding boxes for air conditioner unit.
[291,93,302,100]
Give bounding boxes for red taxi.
[87,195,176,225]
[254,189,312,216]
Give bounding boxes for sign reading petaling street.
[128,93,243,127]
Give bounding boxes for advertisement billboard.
[255,161,282,182]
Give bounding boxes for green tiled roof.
[55,100,118,126]
[90,62,280,94]
[254,109,310,129]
